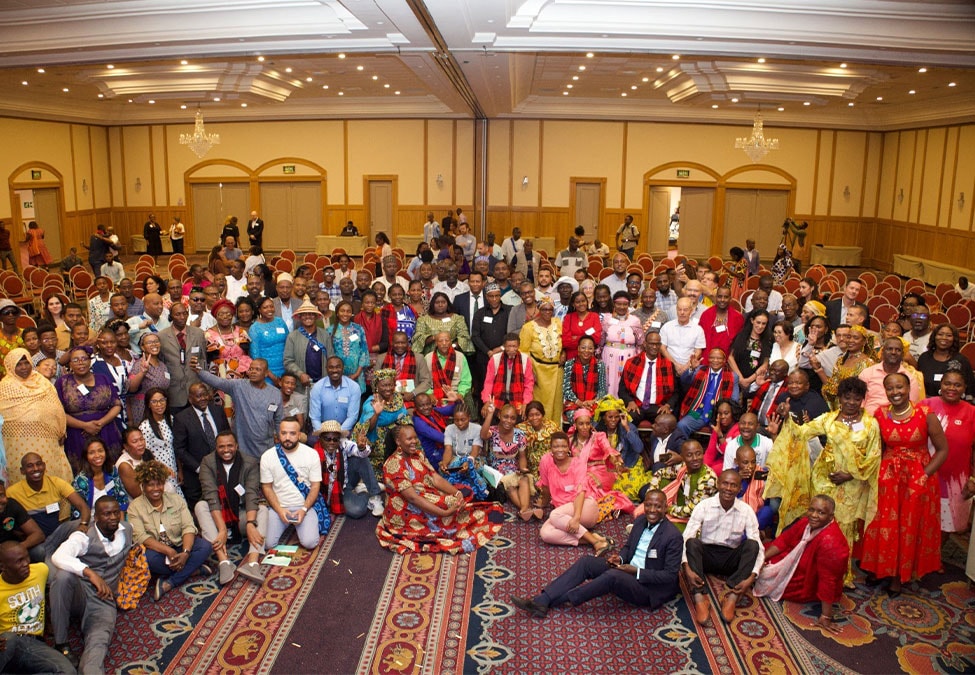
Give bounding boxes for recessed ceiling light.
[62,87,69,92]
[214,97,221,102]
[37,68,45,74]
[777,106,785,111]
[656,67,663,73]
[578,65,586,71]
[285,67,292,73]
[803,101,811,106]
[631,85,637,90]
[257,56,265,62]
[672,55,680,60]
[241,103,247,107]
[180,104,186,109]
[306,77,313,82]
[20,81,27,86]
[98,94,104,98]
[948,82,957,87]
[908,89,916,95]
[621,92,627,97]
[572,76,579,81]
[586,52,594,58]
[876,96,883,101]
[642,77,649,82]
[383,83,389,88]
[757,57,766,64]
[566,84,573,89]
[322,85,329,89]
[106,64,114,69]
[848,102,854,107]
[918,67,927,73]
[711,104,718,109]
[338,91,345,96]
[338,53,346,59]
[372,75,378,80]
[148,99,155,104]
[840,63,847,68]
[357,65,364,71]
[731,97,739,103]
[180,60,188,65]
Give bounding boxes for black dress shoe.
[510,595,549,618]
[55,643,80,668]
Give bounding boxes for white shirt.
[52,527,129,577]
[432,280,470,303]
[682,495,764,573]
[745,289,783,314]
[722,435,774,471]
[260,443,323,509]
[555,249,588,277]
[907,330,932,359]
[501,237,523,264]
[603,273,628,298]
[225,275,247,302]
[659,319,706,366]
[634,356,658,404]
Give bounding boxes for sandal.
[594,536,616,557]
[518,509,533,522]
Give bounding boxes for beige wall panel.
[908,130,926,225]
[427,120,453,205]
[121,126,152,208]
[455,121,475,207]
[150,125,167,205]
[830,132,865,218]
[919,127,946,226]
[90,127,111,209]
[814,130,833,216]
[107,127,124,208]
[949,125,975,231]
[487,121,511,206]
[541,121,622,207]
[347,120,423,205]
[938,128,958,228]
[71,125,93,212]
[890,130,915,223]
[0,118,74,217]
[186,164,250,178]
[511,121,541,208]
[861,133,882,219]
[877,134,899,220]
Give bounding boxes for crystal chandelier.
[179,108,220,158]
[735,112,779,163]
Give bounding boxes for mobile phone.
[754,469,769,480]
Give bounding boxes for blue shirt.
[632,522,660,580]
[309,375,361,432]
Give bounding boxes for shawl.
[382,350,417,381]
[754,523,819,601]
[355,309,384,349]
[492,353,525,406]
[431,349,457,401]
[570,357,599,402]
[0,348,67,433]
[276,445,330,536]
[215,454,243,526]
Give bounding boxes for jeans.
[0,632,77,674]
[0,250,18,274]
[676,412,709,438]
[193,502,269,556]
[343,456,381,520]
[145,538,213,588]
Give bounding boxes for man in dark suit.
[509,490,682,617]
[471,283,510,408]
[246,211,264,248]
[173,382,230,510]
[825,278,868,332]
[157,302,207,410]
[618,331,682,425]
[453,271,487,399]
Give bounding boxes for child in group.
[439,402,489,500]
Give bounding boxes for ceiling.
[0,0,973,130]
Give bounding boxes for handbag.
[116,544,150,610]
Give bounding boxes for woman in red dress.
[561,291,602,362]
[860,372,949,595]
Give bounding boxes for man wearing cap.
[272,273,301,332]
[283,298,336,395]
[127,293,170,357]
[472,282,511,398]
[555,237,588,279]
[552,276,579,319]
[0,300,24,376]
[318,420,384,518]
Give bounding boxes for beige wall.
[1,114,973,271]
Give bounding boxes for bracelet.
[300,506,308,513]
[80,521,89,527]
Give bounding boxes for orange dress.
[26,227,52,265]
[859,404,941,583]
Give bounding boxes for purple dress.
[128,360,171,424]
[56,372,123,463]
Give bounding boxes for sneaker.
[218,560,235,585]
[354,481,368,494]
[238,561,266,584]
[368,495,384,517]
[197,562,215,578]
[153,578,171,602]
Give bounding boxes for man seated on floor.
[641,439,717,530]
[509,489,681,618]
[195,431,268,586]
[7,454,90,562]
[683,469,764,624]
[754,495,848,634]
[0,541,77,674]
[261,417,330,551]
[732,446,776,532]
[0,485,45,564]
[318,421,384,519]
[720,413,773,471]
[50,496,132,672]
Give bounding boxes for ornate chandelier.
[179,108,220,158]
[735,112,779,163]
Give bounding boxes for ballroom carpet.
[87,511,974,674]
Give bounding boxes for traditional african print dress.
[376,450,504,555]
[860,404,943,583]
[519,318,564,423]
[599,313,643,400]
[517,419,560,481]
[331,322,370,391]
[923,396,975,531]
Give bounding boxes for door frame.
[569,177,606,245]
[8,161,66,255]
[363,175,398,243]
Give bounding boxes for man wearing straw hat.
[284,297,336,395]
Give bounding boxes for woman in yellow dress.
[822,325,876,409]
[519,298,564,423]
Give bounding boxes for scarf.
[382,350,417,381]
[319,441,345,515]
[570,357,599,402]
[298,326,329,353]
[276,445,331,536]
[661,464,691,524]
[0,348,67,434]
[431,349,457,401]
[738,476,766,514]
[754,523,821,601]
[215,455,243,526]
[492,353,524,406]
[355,310,383,349]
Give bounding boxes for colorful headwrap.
[373,368,397,382]
[593,395,632,424]
[806,300,826,317]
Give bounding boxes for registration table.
[316,235,367,256]
[892,253,975,286]
[532,237,556,256]
[396,234,425,253]
[809,245,862,267]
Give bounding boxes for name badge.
[267,404,278,412]
[349,334,359,341]
[289,407,299,416]
[649,549,658,559]
[651,321,661,329]
[45,502,60,514]
[715,325,727,333]
[159,522,167,534]
[441,317,451,323]
[337,396,349,403]
[585,327,595,336]
[276,327,286,334]
[312,344,320,352]
[77,384,90,395]
[564,484,575,492]
[749,350,761,358]
[164,372,171,379]
[933,373,943,382]
[483,316,493,324]
[104,480,115,491]
[191,346,200,354]
[852,422,865,432]
[234,484,246,497]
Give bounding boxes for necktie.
[200,410,216,449]
[177,331,186,351]
[473,295,480,314]
[758,383,779,423]
[642,360,655,409]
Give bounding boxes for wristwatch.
[247,520,258,527]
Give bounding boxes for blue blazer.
[619,515,683,608]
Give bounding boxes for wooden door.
[722,189,790,260]
[191,182,249,251]
[32,188,62,261]
[678,188,715,259]
[574,182,601,242]
[260,182,322,251]
[649,186,672,257]
[368,180,393,241]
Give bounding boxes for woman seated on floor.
[535,432,615,555]
[376,424,504,555]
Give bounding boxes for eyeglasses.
[190,297,205,303]
[322,435,341,441]
[0,308,19,316]
[149,398,167,405]
[911,313,929,319]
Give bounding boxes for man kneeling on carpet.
[510,489,681,618]
[261,417,330,551]
[195,430,268,586]
[683,469,764,624]
[754,494,848,634]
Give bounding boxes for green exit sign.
[283,165,296,174]
[676,169,690,178]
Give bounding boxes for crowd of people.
[0,211,971,672]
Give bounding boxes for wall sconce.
[134,177,142,192]
[81,179,88,194]
[897,188,904,204]
[842,185,850,200]
[521,176,529,188]
[436,174,444,188]
[959,192,966,209]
